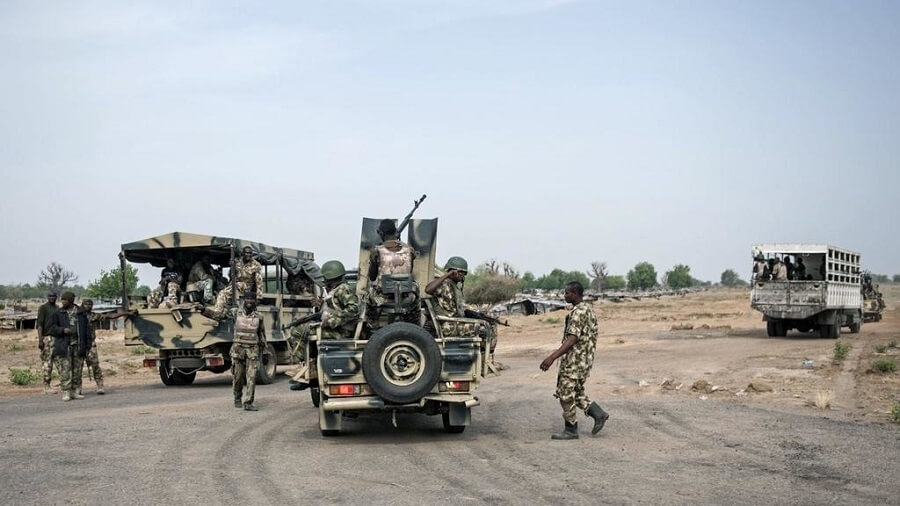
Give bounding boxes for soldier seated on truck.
[148,257,184,308]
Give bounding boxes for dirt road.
[2,288,898,504]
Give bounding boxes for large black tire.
[442,411,467,434]
[256,343,277,385]
[310,379,320,408]
[159,362,176,386]
[774,321,787,337]
[171,370,196,385]
[362,322,442,404]
[766,321,776,337]
[849,321,861,334]
[819,324,840,339]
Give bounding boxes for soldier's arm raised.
[425,274,450,296]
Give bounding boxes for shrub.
[875,344,888,354]
[543,317,561,325]
[889,340,898,349]
[873,358,896,374]
[131,345,155,355]
[7,343,24,352]
[8,367,39,385]
[833,340,852,361]
[892,404,900,424]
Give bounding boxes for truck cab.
[750,243,863,338]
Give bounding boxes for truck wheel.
[310,379,320,408]
[766,322,776,337]
[774,321,787,337]
[256,343,277,385]
[171,370,197,385]
[362,322,442,404]
[442,411,467,434]
[159,362,176,386]
[849,321,861,334]
[819,324,840,339]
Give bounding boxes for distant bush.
[875,344,888,354]
[720,269,748,287]
[131,345,155,355]
[465,274,520,306]
[627,262,658,291]
[889,340,898,349]
[8,368,39,386]
[833,341,852,361]
[873,358,896,374]
[604,275,626,291]
[665,264,694,289]
[543,317,561,325]
[892,404,900,424]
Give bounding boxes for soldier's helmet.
[444,256,468,273]
[321,260,346,281]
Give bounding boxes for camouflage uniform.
[555,302,598,425]
[55,307,85,395]
[149,281,180,308]
[214,258,264,312]
[187,260,214,302]
[36,301,58,389]
[81,312,106,391]
[219,305,264,406]
[429,277,478,336]
[366,240,419,325]
[320,282,360,340]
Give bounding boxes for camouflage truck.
[751,244,863,338]
[305,218,492,436]
[120,232,321,386]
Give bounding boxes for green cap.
[321,260,346,281]
[444,256,468,273]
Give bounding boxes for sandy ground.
[1,287,898,504]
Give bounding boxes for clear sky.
[1,0,898,288]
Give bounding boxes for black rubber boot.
[587,402,609,435]
[243,403,258,411]
[551,422,579,440]
[234,398,242,408]
[289,382,309,391]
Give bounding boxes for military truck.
[305,218,491,436]
[119,232,321,385]
[750,244,863,338]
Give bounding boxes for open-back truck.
[750,243,863,338]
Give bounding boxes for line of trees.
[0,262,151,302]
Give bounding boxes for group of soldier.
[35,291,130,401]
[33,219,612,438]
[753,254,811,282]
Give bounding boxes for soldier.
[214,246,263,312]
[149,257,183,308]
[187,255,215,303]
[36,291,58,394]
[795,257,807,281]
[539,281,609,440]
[78,299,132,395]
[784,256,795,280]
[368,219,416,285]
[772,257,788,281]
[425,256,468,318]
[288,260,360,391]
[202,291,266,411]
[48,292,90,402]
[752,255,767,282]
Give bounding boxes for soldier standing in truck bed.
[214,246,263,312]
[540,281,609,440]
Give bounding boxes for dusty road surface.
[2,288,899,505]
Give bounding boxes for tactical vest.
[234,313,260,345]
[374,241,413,286]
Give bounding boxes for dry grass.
[814,391,833,410]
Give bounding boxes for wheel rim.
[379,339,426,387]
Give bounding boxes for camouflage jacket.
[559,302,598,378]
[322,282,360,331]
[432,277,465,317]
[234,258,264,295]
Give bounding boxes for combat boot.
[551,422,579,440]
[44,384,57,394]
[243,403,258,411]
[62,392,72,402]
[96,381,105,395]
[71,391,85,400]
[234,398,243,408]
[586,402,609,435]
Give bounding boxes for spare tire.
[362,322,441,404]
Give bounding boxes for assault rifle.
[282,311,322,331]
[464,309,509,327]
[397,194,427,235]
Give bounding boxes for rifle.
[397,194,427,235]
[282,311,322,331]
[464,309,510,327]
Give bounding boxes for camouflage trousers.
[83,344,103,386]
[214,283,254,313]
[231,343,259,405]
[149,282,180,308]
[55,345,84,394]
[289,325,312,364]
[40,336,55,386]
[556,372,591,425]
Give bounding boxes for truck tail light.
[143,358,159,368]
[446,381,470,392]
[205,356,225,367]
[329,384,360,396]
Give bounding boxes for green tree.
[720,269,747,287]
[604,275,626,290]
[85,265,139,300]
[665,264,694,289]
[627,262,657,290]
[520,271,537,290]
[893,274,900,283]
[135,285,152,296]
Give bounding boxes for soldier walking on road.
[36,291,58,394]
[203,291,266,411]
[540,281,609,440]
[48,292,90,402]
